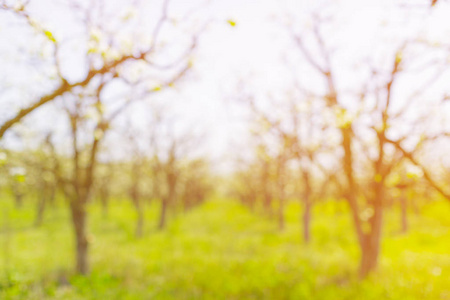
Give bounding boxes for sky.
[1,0,450,173]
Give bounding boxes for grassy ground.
[0,197,449,299]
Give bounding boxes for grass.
[0,196,449,299]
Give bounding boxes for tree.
[288,11,450,277]
[179,159,212,212]
[0,0,201,274]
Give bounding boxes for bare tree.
[0,0,202,274]
[288,12,450,277]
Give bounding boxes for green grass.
[0,197,449,299]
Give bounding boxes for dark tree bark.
[70,199,89,274]
[59,105,104,275]
[359,201,383,278]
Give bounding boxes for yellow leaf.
[406,165,423,179]
[0,152,6,165]
[395,51,402,64]
[94,102,104,114]
[389,173,401,186]
[90,28,102,42]
[44,30,56,43]
[15,174,26,183]
[227,19,237,27]
[374,174,382,183]
[151,85,162,92]
[122,9,136,21]
[88,47,98,54]
[335,108,353,129]
[94,128,104,140]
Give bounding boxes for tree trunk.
[101,194,109,218]
[158,197,168,230]
[411,197,420,215]
[400,190,408,233]
[35,182,51,227]
[303,199,311,243]
[70,200,89,275]
[48,185,56,207]
[34,195,46,227]
[277,160,285,231]
[130,175,143,237]
[12,184,23,208]
[249,194,256,212]
[278,181,285,231]
[183,196,190,213]
[359,183,384,278]
[134,199,144,238]
[302,171,312,243]
[358,127,387,278]
[263,192,273,218]
[159,169,176,230]
[341,127,366,250]
[262,166,273,218]
[359,236,379,279]
[278,198,284,231]
[136,208,144,238]
[359,213,382,278]
[15,195,23,208]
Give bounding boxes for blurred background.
[0,0,449,299]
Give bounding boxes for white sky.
[1,0,450,172]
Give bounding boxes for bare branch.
[385,137,450,201]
